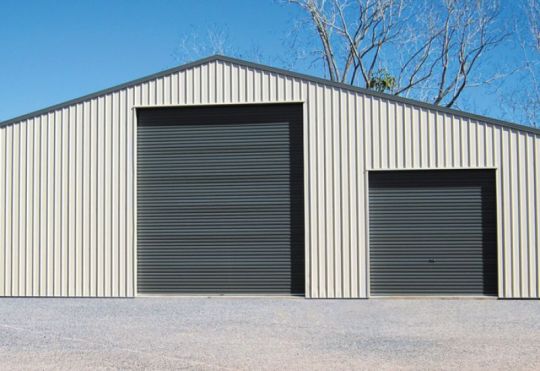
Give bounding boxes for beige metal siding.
[362,99,540,299]
[0,58,538,298]
[0,98,136,297]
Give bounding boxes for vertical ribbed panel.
[0,58,538,298]
[364,103,540,299]
[369,170,498,296]
[0,97,135,297]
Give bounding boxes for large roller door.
[369,170,497,296]
[137,104,304,294]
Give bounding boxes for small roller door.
[137,104,304,294]
[369,170,497,296]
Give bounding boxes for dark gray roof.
[1,55,539,135]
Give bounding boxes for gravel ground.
[0,297,538,370]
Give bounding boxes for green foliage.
[368,69,396,93]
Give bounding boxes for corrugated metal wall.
[0,95,136,297]
[0,57,538,298]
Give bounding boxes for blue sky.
[0,0,528,125]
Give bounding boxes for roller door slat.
[137,105,304,294]
[369,170,497,296]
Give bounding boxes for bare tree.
[527,0,540,126]
[173,26,266,64]
[286,0,407,84]
[173,27,232,63]
[286,0,507,108]
[529,0,540,50]
[501,0,540,126]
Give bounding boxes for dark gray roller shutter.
[137,104,304,294]
[369,170,497,296]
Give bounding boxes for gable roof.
[1,55,539,135]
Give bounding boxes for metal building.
[0,55,538,298]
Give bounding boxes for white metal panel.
[68,107,76,296]
[536,139,540,294]
[0,93,134,296]
[0,57,538,298]
[0,127,4,296]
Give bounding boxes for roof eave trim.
[0,55,221,127]
[1,54,538,136]
[214,55,540,136]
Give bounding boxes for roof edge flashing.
[1,54,538,136]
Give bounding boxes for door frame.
[365,167,499,298]
[134,102,305,296]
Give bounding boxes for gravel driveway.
[0,297,538,370]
